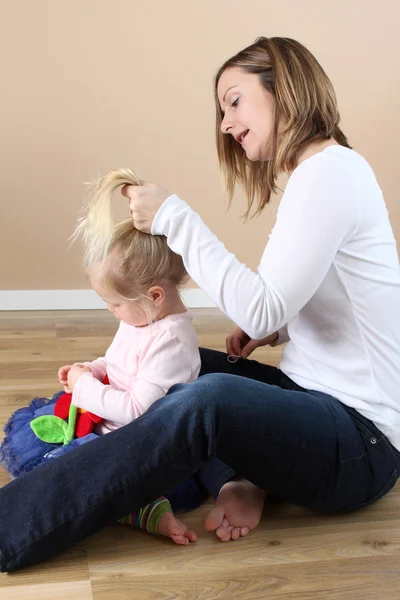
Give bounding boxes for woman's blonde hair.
[215,36,351,217]
[73,168,187,298]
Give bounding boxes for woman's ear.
[148,286,165,307]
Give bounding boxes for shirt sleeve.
[151,155,360,339]
[80,358,107,381]
[71,330,199,425]
[270,324,290,347]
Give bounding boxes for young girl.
[63,167,201,436]
[0,168,207,545]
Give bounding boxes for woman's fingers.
[226,335,234,355]
[241,339,260,359]
[120,181,148,199]
[226,328,250,357]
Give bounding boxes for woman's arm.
[151,156,360,339]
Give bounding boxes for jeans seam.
[218,423,387,468]
[339,435,385,464]
[219,425,334,459]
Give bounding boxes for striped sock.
[118,497,172,535]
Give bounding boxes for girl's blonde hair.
[73,168,187,298]
[215,36,351,217]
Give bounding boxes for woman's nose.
[221,114,233,134]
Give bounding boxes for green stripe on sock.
[146,498,172,535]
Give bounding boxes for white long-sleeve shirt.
[152,146,400,451]
[72,311,200,433]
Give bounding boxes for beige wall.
[1,0,399,290]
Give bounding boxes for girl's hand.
[226,327,279,359]
[58,365,73,386]
[121,182,172,233]
[67,365,91,393]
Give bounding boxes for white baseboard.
[0,289,216,311]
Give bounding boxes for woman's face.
[217,66,276,162]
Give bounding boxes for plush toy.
[0,385,104,479]
[55,392,103,437]
[30,377,106,445]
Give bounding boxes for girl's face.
[217,67,276,162]
[90,266,156,327]
[100,291,152,327]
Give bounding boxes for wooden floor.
[0,309,399,599]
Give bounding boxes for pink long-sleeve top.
[72,310,200,434]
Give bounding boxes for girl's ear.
[148,286,165,306]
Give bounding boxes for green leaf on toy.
[30,415,68,444]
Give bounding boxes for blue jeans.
[1,348,399,571]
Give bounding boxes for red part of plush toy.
[54,374,108,438]
[54,393,102,437]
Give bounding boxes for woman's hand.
[67,365,91,393]
[226,327,279,359]
[121,183,172,233]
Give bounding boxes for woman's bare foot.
[204,479,266,542]
[157,510,197,545]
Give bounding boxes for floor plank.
[0,309,399,599]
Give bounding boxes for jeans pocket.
[342,469,398,512]
[348,409,384,453]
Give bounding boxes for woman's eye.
[232,97,239,107]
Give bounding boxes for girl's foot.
[157,510,197,545]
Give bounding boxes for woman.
[1,36,399,572]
